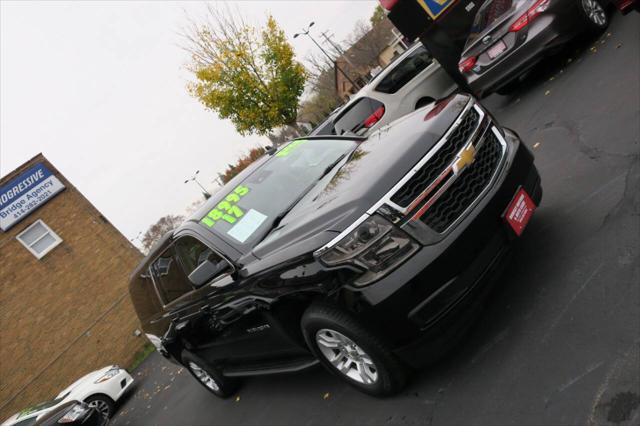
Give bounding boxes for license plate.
[504,188,536,236]
[487,40,507,59]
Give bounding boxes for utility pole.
[320,30,357,69]
[294,22,360,90]
[320,31,345,57]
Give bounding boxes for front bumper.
[344,128,541,368]
[112,370,135,401]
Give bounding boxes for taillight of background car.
[363,106,386,128]
[378,0,400,11]
[458,56,477,74]
[509,0,551,32]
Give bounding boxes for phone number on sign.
[0,189,54,221]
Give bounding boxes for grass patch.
[129,343,156,371]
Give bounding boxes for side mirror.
[188,260,226,287]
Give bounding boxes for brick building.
[0,154,145,420]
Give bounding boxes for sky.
[0,0,377,245]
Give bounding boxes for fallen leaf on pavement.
[616,43,623,49]
[323,392,330,400]
[544,90,551,96]
[533,143,541,149]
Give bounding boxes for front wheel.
[182,352,239,398]
[84,395,114,418]
[578,0,609,33]
[301,304,407,397]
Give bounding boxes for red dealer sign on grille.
[504,188,536,236]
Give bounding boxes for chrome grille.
[420,132,503,232]
[390,108,481,207]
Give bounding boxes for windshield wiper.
[319,153,348,180]
[256,153,350,244]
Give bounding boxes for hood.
[253,94,471,258]
[55,365,115,398]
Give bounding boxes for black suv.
[129,94,542,397]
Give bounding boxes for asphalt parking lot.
[111,13,639,426]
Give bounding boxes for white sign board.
[0,163,66,231]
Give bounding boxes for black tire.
[301,303,407,397]
[415,97,435,110]
[577,0,609,34]
[182,351,240,398]
[84,394,115,418]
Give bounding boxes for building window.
[16,220,62,259]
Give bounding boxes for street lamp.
[184,170,211,199]
[294,22,360,90]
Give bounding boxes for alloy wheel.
[87,399,110,418]
[188,361,220,392]
[581,0,607,26]
[315,329,378,385]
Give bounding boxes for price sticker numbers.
[201,185,249,228]
[275,139,308,157]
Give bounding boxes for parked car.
[2,401,106,426]
[458,0,610,96]
[609,0,639,13]
[1,366,133,425]
[329,43,457,136]
[129,93,542,397]
[34,401,107,426]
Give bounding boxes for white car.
[330,43,457,136]
[2,366,133,425]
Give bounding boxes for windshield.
[464,0,526,50]
[199,138,358,248]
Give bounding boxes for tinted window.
[130,269,163,320]
[174,236,230,279]
[150,246,193,304]
[199,138,357,247]
[309,117,337,136]
[333,98,384,136]
[375,46,433,94]
[465,0,526,49]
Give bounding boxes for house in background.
[334,18,410,100]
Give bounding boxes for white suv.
[330,43,457,136]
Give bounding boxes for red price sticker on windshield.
[504,188,536,236]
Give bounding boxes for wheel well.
[269,294,325,344]
[84,393,115,404]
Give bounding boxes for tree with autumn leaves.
[184,7,307,137]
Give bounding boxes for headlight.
[319,215,418,286]
[94,366,121,384]
[58,403,90,424]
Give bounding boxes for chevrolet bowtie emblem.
[453,145,477,175]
